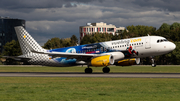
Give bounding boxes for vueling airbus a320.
[10,26,176,73]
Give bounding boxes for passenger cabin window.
[104,48,107,52]
[101,47,103,52]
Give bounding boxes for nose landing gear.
[150,56,156,67]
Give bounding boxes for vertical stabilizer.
[15,26,45,55]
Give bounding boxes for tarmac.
[0,72,180,78]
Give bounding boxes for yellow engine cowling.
[116,58,140,66]
[90,55,114,67]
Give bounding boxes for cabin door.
[145,38,151,49]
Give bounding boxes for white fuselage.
[100,36,176,58]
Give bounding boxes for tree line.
[81,22,180,45]
[43,35,78,49]
[1,22,180,65]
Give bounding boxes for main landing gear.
[102,66,110,73]
[84,66,110,73]
[85,66,93,73]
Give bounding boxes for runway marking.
[0,72,180,78]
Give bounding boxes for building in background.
[79,22,126,41]
[0,17,25,53]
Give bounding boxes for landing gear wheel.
[85,68,93,73]
[152,63,156,67]
[151,56,156,67]
[102,67,110,73]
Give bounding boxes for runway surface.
[0,72,180,78]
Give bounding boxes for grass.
[0,65,180,101]
[0,65,180,73]
[0,77,180,101]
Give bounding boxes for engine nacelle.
[90,55,114,67]
[106,52,125,61]
[115,58,140,66]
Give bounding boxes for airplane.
[8,26,176,73]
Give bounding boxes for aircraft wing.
[33,50,106,61]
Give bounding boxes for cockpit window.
[164,39,168,41]
[157,39,168,43]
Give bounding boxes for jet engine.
[90,55,114,67]
[115,58,140,66]
[107,52,125,61]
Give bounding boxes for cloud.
[132,0,180,12]
[0,0,180,45]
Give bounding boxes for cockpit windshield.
[157,39,168,43]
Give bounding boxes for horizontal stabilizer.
[3,55,32,61]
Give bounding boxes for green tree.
[43,36,77,49]
[170,22,180,30]
[170,42,180,65]
[3,40,22,56]
[80,34,91,45]
[2,40,22,65]
[43,39,52,49]
[70,35,78,46]
[80,33,113,45]
[159,23,170,30]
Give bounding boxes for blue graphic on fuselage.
[52,48,77,65]
[54,57,76,65]
[49,43,105,54]
[48,42,120,65]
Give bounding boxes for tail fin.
[15,26,46,55]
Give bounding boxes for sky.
[0,0,180,45]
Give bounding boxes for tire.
[152,63,156,67]
[102,67,110,73]
[85,68,93,73]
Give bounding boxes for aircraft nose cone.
[170,42,176,51]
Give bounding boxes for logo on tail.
[14,26,46,55]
